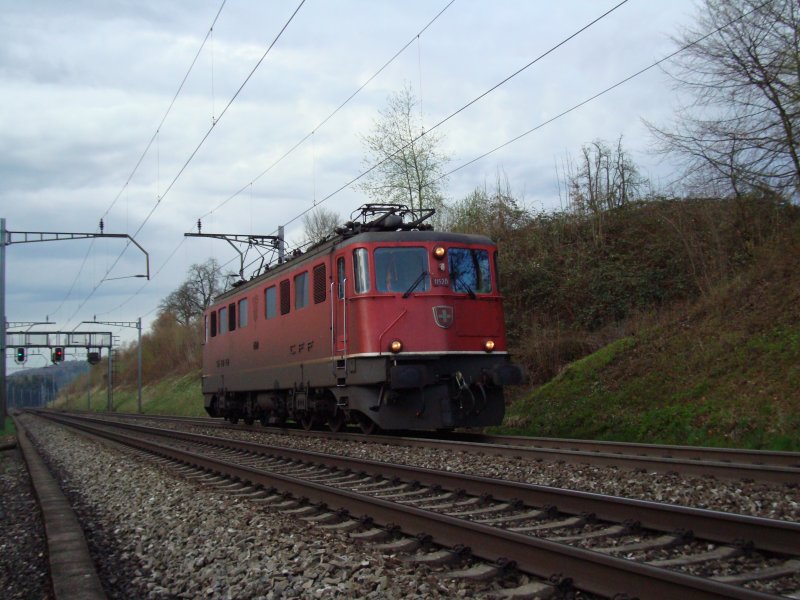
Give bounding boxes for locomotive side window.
[448,248,492,295]
[295,272,308,309]
[375,247,429,293]
[238,298,248,328]
[494,251,501,293]
[313,263,326,304]
[353,248,370,294]
[337,257,345,299]
[219,307,228,334]
[280,279,291,315]
[228,303,237,332]
[210,311,217,337]
[265,286,277,319]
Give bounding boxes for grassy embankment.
[54,372,206,417]
[496,224,800,450]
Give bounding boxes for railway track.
[40,411,800,599]
[77,411,800,484]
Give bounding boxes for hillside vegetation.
[496,220,800,449]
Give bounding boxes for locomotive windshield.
[448,248,493,295]
[375,247,430,293]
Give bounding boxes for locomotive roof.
[211,229,495,303]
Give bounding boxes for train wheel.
[259,416,269,426]
[244,417,254,426]
[298,414,315,431]
[356,413,378,435]
[328,412,346,433]
[229,416,239,425]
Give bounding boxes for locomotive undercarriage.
[204,353,521,433]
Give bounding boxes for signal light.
[484,340,495,353]
[87,351,101,365]
[53,347,64,363]
[389,339,403,353]
[15,347,25,364]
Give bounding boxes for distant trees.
[647,0,800,198]
[358,84,449,214]
[557,137,650,244]
[302,207,340,245]
[563,137,649,213]
[158,258,229,325]
[444,172,530,240]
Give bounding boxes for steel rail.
[78,411,800,477]
[45,412,800,555]
[40,413,785,600]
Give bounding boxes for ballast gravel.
[0,439,52,600]
[126,419,799,522]
[18,415,492,599]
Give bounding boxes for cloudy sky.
[1,0,699,371]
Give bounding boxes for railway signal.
[52,347,64,363]
[15,347,25,364]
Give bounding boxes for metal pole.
[87,365,91,411]
[137,317,142,414]
[107,346,112,411]
[1,217,6,430]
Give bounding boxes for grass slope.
[53,372,206,417]
[498,229,800,450]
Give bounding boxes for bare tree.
[646,0,800,198]
[302,207,340,245]
[560,137,649,244]
[159,258,229,325]
[358,84,449,214]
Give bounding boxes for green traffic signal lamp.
[15,347,25,364]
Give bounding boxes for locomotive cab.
[329,230,522,431]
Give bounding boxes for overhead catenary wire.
[92,1,763,325]
[49,0,228,321]
[277,0,633,232]
[102,0,228,222]
[277,0,770,233]
[105,0,634,323]
[197,0,457,222]
[95,0,459,321]
[431,0,774,184]
[63,0,306,328]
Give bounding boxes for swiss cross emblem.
[433,305,454,329]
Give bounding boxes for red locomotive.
[201,204,522,432]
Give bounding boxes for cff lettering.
[290,340,315,355]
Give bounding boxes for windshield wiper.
[451,271,476,299]
[402,271,428,298]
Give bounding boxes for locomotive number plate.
[432,277,449,287]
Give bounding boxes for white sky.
[1,0,698,372]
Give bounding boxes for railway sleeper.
[595,532,688,554]
[509,513,593,534]
[711,559,800,585]
[648,544,743,567]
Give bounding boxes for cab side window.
[337,257,345,299]
[353,248,370,294]
[265,286,277,319]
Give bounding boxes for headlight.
[433,246,446,259]
[389,339,403,353]
[484,340,495,352]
